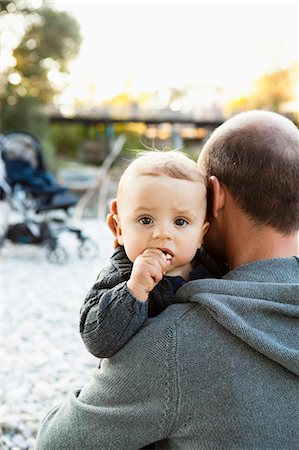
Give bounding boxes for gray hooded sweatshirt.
[36,257,299,450]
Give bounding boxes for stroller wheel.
[78,238,99,260]
[47,246,68,265]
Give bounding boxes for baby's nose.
[152,225,171,239]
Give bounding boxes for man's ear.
[209,175,225,218]
[113,214,124,246]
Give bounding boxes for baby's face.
[116,174,208,273]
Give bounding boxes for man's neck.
[227,229,298,270]
[223,200,298,270]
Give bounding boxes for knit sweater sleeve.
[79,247,149,358]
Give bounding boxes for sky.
[2,0,298,109]
[50,0,298,107]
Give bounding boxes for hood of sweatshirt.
[176,257,299,376]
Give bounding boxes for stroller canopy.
[0,131,78,210]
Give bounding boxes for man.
[36,111,299,449]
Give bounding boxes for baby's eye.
[138,217,153,225]
[174,218,189,227]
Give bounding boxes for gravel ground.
[1,218,113,450]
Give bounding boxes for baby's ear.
[113,214,124,246]
[106,200,123,248]
[198,221,210,248]
[202,221,210,236]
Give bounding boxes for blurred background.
[1,0,298,188]
[1,1,298,449]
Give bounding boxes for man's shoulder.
[145,302,197,331]
[110,303,197,363]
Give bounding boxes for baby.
[80,150,223,359]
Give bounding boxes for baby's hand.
[127,249,171,301]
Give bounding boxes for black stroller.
[0,131,98,264]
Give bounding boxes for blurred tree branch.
[0,0,82,137]
[226,64,298,125]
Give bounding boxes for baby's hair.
[118,150,205,194]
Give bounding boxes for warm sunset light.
[50,0,298,110]
[1,0,298,119]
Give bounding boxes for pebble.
[2,219,113,449]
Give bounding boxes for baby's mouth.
[160,249,173,261]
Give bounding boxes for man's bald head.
[199,110,299,234]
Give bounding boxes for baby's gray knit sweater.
[80,246,223,358]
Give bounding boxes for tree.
[226,64,298,123]
[0,0,81,138]
[252,66,296,111]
